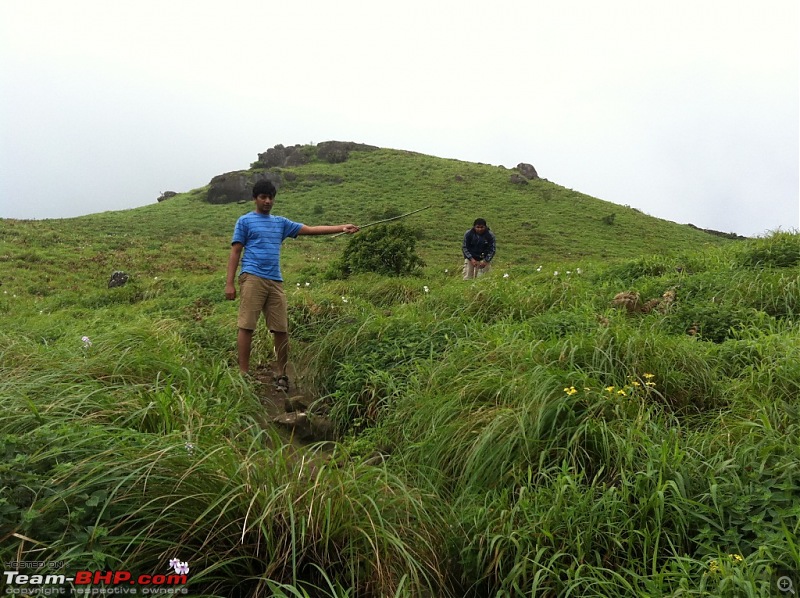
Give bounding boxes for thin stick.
[331,205,432,237]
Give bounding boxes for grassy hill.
[1,144,797,597]
[0,145,733,299]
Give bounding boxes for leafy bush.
[328,224,425,278]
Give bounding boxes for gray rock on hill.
[157,191,177,202]
[516,163,539,180]
[316,140,378,163]
[208,141,380,204]
[253,141,379,169]
[255,144,310,168]
[207,171,282,205]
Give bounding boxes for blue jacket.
[462,228,496,262]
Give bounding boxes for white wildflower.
[503,273,510,279]
[341,296,348,303]
[305,282,311,287]
[554,271,559,276]
[81,336,92,348]
[423,286,429,293]
[536,266,542,272]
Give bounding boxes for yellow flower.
[643,373,655,379]
[605,386,615,393]
[729,553,744,562]
[617,389,627,396]
[709,559,720,573]
[564,386,578,396]
[631,381,641,387]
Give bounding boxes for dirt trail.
[249,364,336,458]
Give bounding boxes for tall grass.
[2,197,797,598]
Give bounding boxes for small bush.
[328,224,425,278]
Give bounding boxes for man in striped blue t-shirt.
[225,180,359,389]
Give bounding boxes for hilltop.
[154,141,736,270]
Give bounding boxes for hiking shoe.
[274,375,290,392]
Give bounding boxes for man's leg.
[273,331,289,377]
[463,259,475,280]
[263,280,290,382]
[237,273,265,374]
[237,328,254,373]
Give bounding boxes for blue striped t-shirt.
[232,212,304,281]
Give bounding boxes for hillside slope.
[0,143,736,302]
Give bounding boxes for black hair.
[473,218,487,227]
[252,180,277,199]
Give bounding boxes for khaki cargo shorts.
[237,273,288,333]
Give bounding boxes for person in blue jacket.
[462,218,496,279]
[225,180,359,389]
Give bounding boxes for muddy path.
[248,363,337,460]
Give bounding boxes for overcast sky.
[1,0,797,236]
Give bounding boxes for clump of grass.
[735,230,800,268]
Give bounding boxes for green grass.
[1,144,798,596]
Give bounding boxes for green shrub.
[328,224,425,278]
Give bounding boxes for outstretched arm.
[298,224,359,236]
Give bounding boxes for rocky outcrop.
[206,171,282,205]
[316,141,378,163]
[516,163,539,180]
[207,140,379,204]
[254,144,311,168]
[157,191,177,202]
[252,141,379,169]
